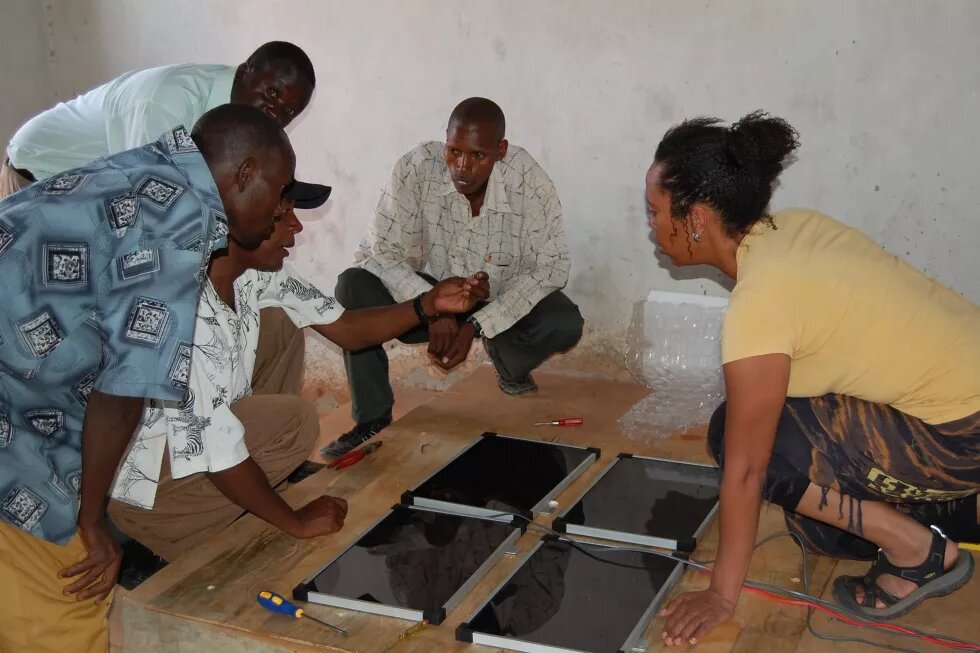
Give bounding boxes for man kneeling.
[108,197,488,568]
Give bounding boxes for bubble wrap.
[619,291,728,440]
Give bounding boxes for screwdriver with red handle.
[534,418,584,427]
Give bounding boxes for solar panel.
[458,536,683,653]
[293,505,522,624]
[402,432,599,522]
[554,454,720,552]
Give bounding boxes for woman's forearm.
[708,467,767,602]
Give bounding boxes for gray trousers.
[335,268,584,424]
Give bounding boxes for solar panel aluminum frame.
[292,504,523,625]
[401,432,599,523]
[552,454,720,553]
[456,535,685,653]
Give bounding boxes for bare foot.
[853,535,959,607]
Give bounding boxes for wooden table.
[119,368,977,653]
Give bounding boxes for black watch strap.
[413,293,436,323]
[467,315,484,337]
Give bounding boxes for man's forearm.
[313,295,430,351]
[207,457,302,536]
[78,389,146,526]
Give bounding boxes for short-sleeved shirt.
[7,64,235,181]
[353,142,571,339]
[722,208,980,425]
[0,126,227,545]
[112,264,343,509]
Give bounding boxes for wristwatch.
[466,315,484,338]
[412,293,438,323]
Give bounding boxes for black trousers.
[707,396,980,559]
[335,267,584,424]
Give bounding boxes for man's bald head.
[448,97,506,141]
[191,104,296,250]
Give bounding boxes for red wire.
[687,566,980,651]
[741,584,979,650]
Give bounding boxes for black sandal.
[832,525,974,620]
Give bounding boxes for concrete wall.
[23,1,980,386]
[0,1,55,146]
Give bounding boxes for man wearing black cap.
[106,193,489,579]
[0,104,296,653]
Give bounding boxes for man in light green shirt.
[1,41,316,197]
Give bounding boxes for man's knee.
[288,397,320,457]
[551,305,585,351]
[707,402,726,465]
[335,268,391,310]
[529,294,584,352]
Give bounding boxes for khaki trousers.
[108,308,316,561]
[0,522,111,653]
[0,157,33,199]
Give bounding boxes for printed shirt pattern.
[0,127,227,545]
[111,263,343,509]
[353,142,571,338]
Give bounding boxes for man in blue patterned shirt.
[0,103,295,653]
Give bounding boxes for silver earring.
[692,232,702,243]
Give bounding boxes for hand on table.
[660,588,736,646]
[291,496,348,538]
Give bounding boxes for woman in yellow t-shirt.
[647,111,980,646]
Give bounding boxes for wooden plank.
[124,368,653,652]
[636,503,840,653]
[123,366,973,653]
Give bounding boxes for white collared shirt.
[111,263,343,509]
[354,141,571,338]
[7,64,235,181]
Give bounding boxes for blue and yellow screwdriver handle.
[257,591,348,637]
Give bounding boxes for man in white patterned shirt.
[323,98,583,458]
[106,196,489,571]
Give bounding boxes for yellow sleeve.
[721,287,795,364]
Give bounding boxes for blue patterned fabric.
[0,126,227,545]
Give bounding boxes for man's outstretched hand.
[423,272,489,315]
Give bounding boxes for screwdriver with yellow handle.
[257,590,348,636]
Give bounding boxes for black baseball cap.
[283,179,332,209]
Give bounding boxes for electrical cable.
[475,509,979,652]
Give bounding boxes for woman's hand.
[660,588,736,646]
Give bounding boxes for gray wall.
[0,1,54,146]
[7,1,980,380]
